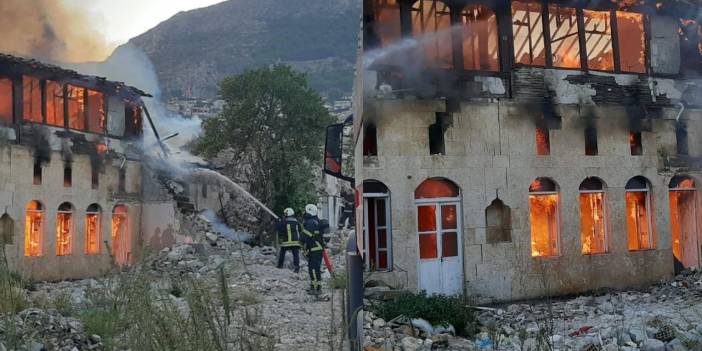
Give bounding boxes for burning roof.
[0,53,151,102]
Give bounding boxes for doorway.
[363,180,392,271]
[669,176,700,271]
[415,178,463,296]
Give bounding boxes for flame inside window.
[529,178,559,257]
[549,5,581,69]
[67,85,85,130]
[0,77,13,125]
[625,177,653,251]
[583,10,614,71]
[87,90,105,133]
[669,176,696,263]
[22,75,42,123]
[24,200,43,257]
[579,178,607,255]
[112,205,129,265]
[411,0,454,69]
[373,0,401,48]
[461,5,499,71]
[86,204,101,255]
[617,11,646,73]
[56,202,73,256]
[536,124,550,155]
[512,0,546,66]
[46,81,65,127]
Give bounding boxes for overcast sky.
[63,0,225,46]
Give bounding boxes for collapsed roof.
[0,53,151,102]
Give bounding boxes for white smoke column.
[201,209,251,242]
[68,44,204,168]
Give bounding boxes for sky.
[63,0,225,47]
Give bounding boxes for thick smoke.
[70,44,205,168]
[0,0,111,62]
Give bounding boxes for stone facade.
[359,0,702,302]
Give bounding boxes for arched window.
[415,178,460,199]
[528,178,560,257]
[86,204,102,255]
[372,0,401,47]
[25,201,43,257]
[461,5,499,71]
[0,213,14,244]
[579,177,607,255]
[56,202,74,256]
[364,180,392,271]
[485,199,511,243]
[411,0,453,69]
[625,176,654,251]
[112,205,129,265]
[669,175,699,269]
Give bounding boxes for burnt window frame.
[509,0,649,75]
[0,76,14,125]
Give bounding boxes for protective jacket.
[301,214,325,253]
[276,217,302,247]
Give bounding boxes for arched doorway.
[415,178,463,295]
[669,175,700,271]
[363,180,392,272]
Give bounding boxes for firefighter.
[301,204,324,295]
[275,208,301,273]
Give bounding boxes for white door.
[417,201,463,295]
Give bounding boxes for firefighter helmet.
[305,204,318,216]
[283,208,295,217]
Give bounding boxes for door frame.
[670,186,701,268]
[415,196,464,295]
[363,192,392,272]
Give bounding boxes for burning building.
[357,0,702,301]
[0,53,213,281]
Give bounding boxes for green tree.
[195,65,333,226]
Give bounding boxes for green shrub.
[80,307,126,345]
[328,272,347,290]
[0,286,29,313]
[371,291,479,337]
[52,292,75,316]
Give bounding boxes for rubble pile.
[364,271,702,351]
[0,308,104,351]
[2,214,349,351]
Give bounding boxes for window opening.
[548,5,581,68]
[512,0,546,66]
[411,0,454,68]
[56,202,73,256]
[24,200,43,256]
[529,178,560,257]
[461,5,499,71]
[625,176,654,251]
[579,178,607,254]
[46,81,64,126]
[23,75,42,123]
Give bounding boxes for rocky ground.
[364,271,702,351]
[0,214,349,351]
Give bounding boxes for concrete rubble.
[364,271,702,350]
[1,213,349,351]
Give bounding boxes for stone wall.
[0,143,145,281]
[363,97,702,302]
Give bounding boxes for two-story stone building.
[359,0,702,302]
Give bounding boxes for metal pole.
[346,232,363,351]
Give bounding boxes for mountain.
[114,0,360,101]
